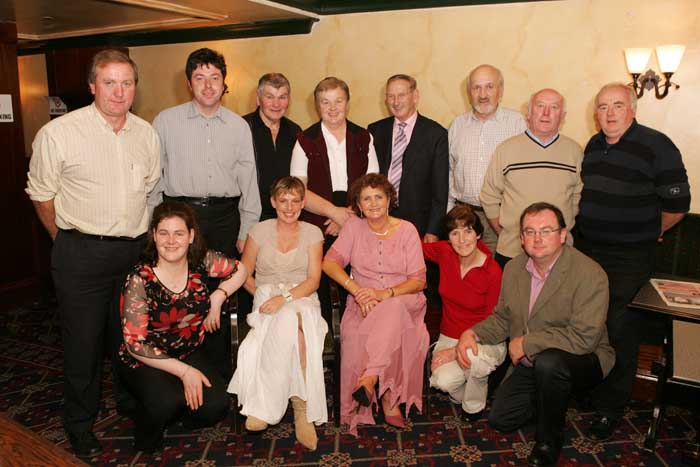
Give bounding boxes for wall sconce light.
[624,45,685,99]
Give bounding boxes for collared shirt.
[392,111,418,147]
[579,119,690,245]
[448,106,526,208]
[519,250,563,367]
[525,129,559,148]
[26,103,160,237]
[525,251,563,317]
[290,122,379,191]
[244,109,301,221]
[422,239,502,339]
[151,101,261,240]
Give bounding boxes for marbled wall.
[130,0,699,210]
[21,0,698,212]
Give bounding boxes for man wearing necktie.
[368,74,448,242]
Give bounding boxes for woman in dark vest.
[290,77,379,317]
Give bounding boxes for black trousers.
[178,198,242,380]
[117,349,229,450]
[317,191,349,323]
[580,241,654,420]
[494,253,512,270]
[489,349,603,447]
[51,229,145,435]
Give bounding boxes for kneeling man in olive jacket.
[457,202,614,467]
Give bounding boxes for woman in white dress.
[228,176,327,450]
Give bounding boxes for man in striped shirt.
[580,82,690,441]
[26,50,160,458]
[448,64,527,253]
[151,48,260,380]
[480,88,583,268]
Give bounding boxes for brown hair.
[270,176,305,200]
[348,173,397,217]
[519,202,566,230]
[88,49,138,85]
[143,201,207,267]
[313,77,350,105]
[445,204,484,236]
[387,74,417,91]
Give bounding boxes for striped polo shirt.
[578,120,690,245]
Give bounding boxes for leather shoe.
[68,431,103,458]
[528,442,560,467]
[587,415,617,441]
[462,410,483,422]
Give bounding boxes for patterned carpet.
[0,305,697,466]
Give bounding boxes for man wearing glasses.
[480,89,582,269]
[456,202,614,467]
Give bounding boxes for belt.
[61,229,146,242]
[164,195,239,207]
[454,200,484,211]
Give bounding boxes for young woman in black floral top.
[117,201,247,452]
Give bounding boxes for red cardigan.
[423,240,502,339]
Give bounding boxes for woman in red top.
[422,204,506,418]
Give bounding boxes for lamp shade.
[624,48,652,74]
[656,45,685,73]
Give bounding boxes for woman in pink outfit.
[323,173,429,436]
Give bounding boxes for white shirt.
[290,123,379,191]
[447,107,526,209]
[26,103,160,237]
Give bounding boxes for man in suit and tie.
[457,202,614,467]
[368,74,448,242]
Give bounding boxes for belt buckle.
[200,197,210,207]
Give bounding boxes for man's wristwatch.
[282,289,293,303]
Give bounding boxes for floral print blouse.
[119,251,237,368]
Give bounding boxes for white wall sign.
[0,94,13,122]
[47,96,68,116]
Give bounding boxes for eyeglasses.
[521,228,562,238]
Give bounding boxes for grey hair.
[595,82,638,112]
[467,64,504,89]
[256,73,291,96]
[527,89,567,115]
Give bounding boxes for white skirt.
[227,283,328,425]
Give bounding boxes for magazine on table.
[650,278,700,309]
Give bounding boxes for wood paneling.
[0,414,87,466]
[45,46,128,112]
[0,22,38,295]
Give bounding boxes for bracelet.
[216,287,229,299]
[181,365,191,379]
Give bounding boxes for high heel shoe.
[384,412,405,429]
[352,385,373,406]
[381,396,405,428]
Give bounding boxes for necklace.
[369,221,390,236]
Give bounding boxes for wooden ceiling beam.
[103,0,229,20]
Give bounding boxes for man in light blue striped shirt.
[151,48,261,379]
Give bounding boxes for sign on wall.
[0,94,13,122]
[47,97,67,116]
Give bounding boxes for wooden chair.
[230,285,343,434]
